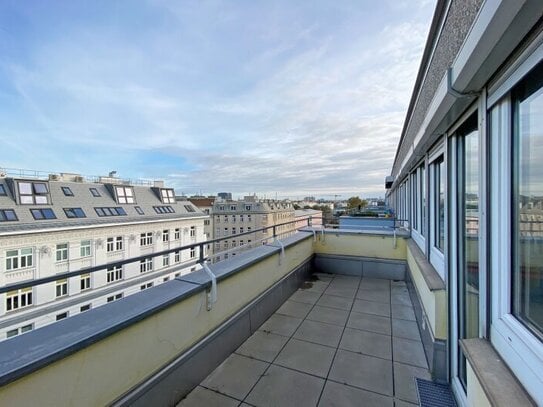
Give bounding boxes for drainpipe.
[447,67,481,98]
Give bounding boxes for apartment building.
[294,208,323,229]
[186,196,215,242]
[0,173,206,340]
[211,197,295,262]
[386,0,543,404]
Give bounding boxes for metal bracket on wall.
[202,261,217,311]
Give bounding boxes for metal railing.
[0,217,323,295]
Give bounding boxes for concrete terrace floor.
[178,273,431,407]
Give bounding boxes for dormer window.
[89,188,101,197]
[61,186,74,196]
[115,186,135,204]
[160,188,175,204]
[18,181,49,205]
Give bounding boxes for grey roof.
[0,177,205,234]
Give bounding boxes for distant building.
[294,209,323,229]
[0,172,206,340]
[217,192,232,200]
[211,197,295,262]
[187,196,215,255]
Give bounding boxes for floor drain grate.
[415,378,457,407]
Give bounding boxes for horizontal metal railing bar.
[0,217,323,294]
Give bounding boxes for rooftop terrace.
[180,273,429,407]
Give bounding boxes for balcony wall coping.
[407,238,445,291]
[300,227,410,238]
[0,232,314,387]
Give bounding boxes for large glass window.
[457,114,480,388]
[434,156,445,251]
[512,64,543,338]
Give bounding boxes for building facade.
[0,173,207,340]
[211,197,295,262]
[386,0,543,404]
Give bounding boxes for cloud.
[0,0,436,198]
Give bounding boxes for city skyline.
[0,0,435,197]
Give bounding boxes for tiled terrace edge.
[0,233,314,406]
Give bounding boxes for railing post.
[272,225,277,239]
[199,243,205,263]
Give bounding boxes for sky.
[0,0,436,199]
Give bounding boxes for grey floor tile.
[391,280,407,288]
[329,349,393,396]
[275,338,335,378]
[293,319,344,347]
[289,290,321,305]
[347,311,391,336]
[276,300,313,319]
[307,305,349,327]
[352,299,391,317]
[236,331,290,362]
[359,278,390,290]
[245,364,325,407]
[202,354,268,400]
[313,272,334,282]
[301,280,329,293]
[394,400,419,407]
[324,286,357,298]
[259,314,303,337]
[316,294,354,311]
[391,303,416,321]
[177,386,240,407]
[356,288,390,304]
[393,362,430,404]
[333,275,361,282]
[339,327,392,360]
[391,293,412,306]
[318,381,394,407]
[393,337,428,368]
[392,319,421,341]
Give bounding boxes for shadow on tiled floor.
[178,273,430,407]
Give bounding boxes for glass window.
[18,182,49,204]
[55,280,68,297]
[56,243,68,262]
[89,187,101,197]
[80,240,91,257]
[135,206,144,215]
[0,184,6,195]
[30,208,56,220]
[434,156,445,251]
[184,204,195,212]
[115,186,135,204]
[0,209,18,222]
[161,189,175,204]
[456,113,479,387]
[512,64,543,338]
[107,266,123,282]
[80,274,91,291]
[61,186,73,196]
[64,208,86,218]
[6,248,33,271]
[6,288,32,311]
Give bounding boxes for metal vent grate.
[415,378,457,407]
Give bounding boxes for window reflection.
[513,63,543,338]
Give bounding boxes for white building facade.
[0,173,207,340]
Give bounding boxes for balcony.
[0,227,438,407]
[180,273,428,406]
